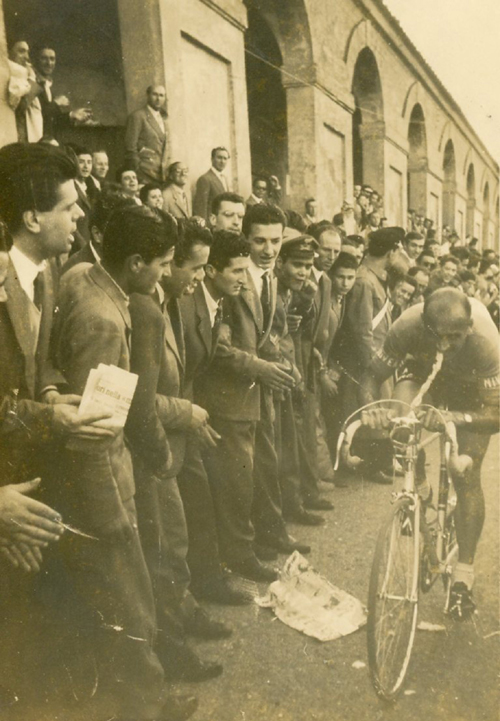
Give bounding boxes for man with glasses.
[209,192,246,235]
[162,162,191,219]
[247,177,268,206]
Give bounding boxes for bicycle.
[335,399,471,701]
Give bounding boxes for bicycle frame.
[336,400,459,585]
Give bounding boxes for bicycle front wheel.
[367,496,420,700]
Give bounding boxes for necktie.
[33,271,44,311]
[212,303,223,346]
[261,271,271,330]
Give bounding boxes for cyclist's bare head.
[423,289,473,354]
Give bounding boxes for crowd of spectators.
[0,39,499,721]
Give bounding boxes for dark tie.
[261,271,271,330]
[212,303,223,345]
[33,271,44,311]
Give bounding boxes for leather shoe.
[304,497,334,511]
[159,694,199,721]
[191,577,253,605]
[184,607,232,640]
[254,543,279,561]
[158,639,223,682]
[284,508,325,526]
[229,555,278,583]
[265,537,311,555]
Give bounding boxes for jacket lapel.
[5,260,36,361]
[146,107,166,140]
[194,285,212,355]
[89,264,131,335]
[241,270,263,333]
[163,302,184,370]
[172,188,189,218]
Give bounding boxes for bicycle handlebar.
[334,401,473,477]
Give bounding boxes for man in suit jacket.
[297,224,342,500]
[34,45,92,141]
[0,145,146,708]
[162,162,192,219]
[128,220,227,682]
[193,147,231,221]
[246,176,267,207]
[0,225,65,572]
[125,85,170,183]
[202,205,298,582]
[0,143,114,490]
[52,206,196,720]
[178,231,252,605]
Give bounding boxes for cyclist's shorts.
[396,359,481,412]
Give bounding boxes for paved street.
[3,434,499,721]
[189,433,500,721]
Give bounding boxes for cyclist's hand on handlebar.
[361,408,396,430]
[417,408,455,433]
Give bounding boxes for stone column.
[282,78,317,211]
[359,120,385,196]
[408,157,428,215]
[442,179,456,229]
[466,198,475,237]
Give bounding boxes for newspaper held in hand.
[78,364,138,430]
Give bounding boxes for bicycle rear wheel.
[367,496,420,700]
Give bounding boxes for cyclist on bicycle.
[359,288,499,620]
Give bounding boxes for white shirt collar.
[75,178,88,195]
[311,265,323,284]
[201,281,220,327]
[155,282,165,306]
[9,246,46,302]
[211,166,228,189]
[250,193,263,204]
[89,240,101,262]
[149,106,165,128]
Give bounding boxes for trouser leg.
[59,498,166,720]
[278,392,305,515]
[252,390,287,545]
[177,435,223,593]
[135,474,196,634]
[203,418,256,564]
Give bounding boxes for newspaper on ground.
[256,551,366,642]
[78,363,138,430]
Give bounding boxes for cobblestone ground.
[3,435,499,721]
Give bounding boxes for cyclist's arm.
[451,385,499,434]
[359,355,396,407]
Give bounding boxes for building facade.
[1,0,498,247]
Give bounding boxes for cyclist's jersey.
[375,299,499,409]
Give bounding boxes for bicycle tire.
[367,496,420,700]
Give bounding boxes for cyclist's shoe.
[447,582,476,622]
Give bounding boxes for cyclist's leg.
[453,428,490,565]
